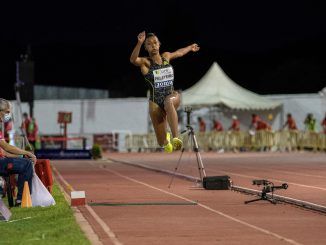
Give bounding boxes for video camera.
[245,179,289,205]
[252,179,288,193]
[252,179,270,186]
[274,183,288,190]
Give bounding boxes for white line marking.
[7,217,32,223]
[85,205,123,245]
[270,170,326,179]
[108,158,326,212]
[216,169,326,191]
[52,165,123,245]
[184,164,326,191]
[96,162,302,245]
[52,166,74,192]
[229,165,326,179]
[116,158,326,191]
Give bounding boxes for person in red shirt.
[322,113,326,134]
[21,112,31,133]
[229,115,240,131]
[250,114,271,131]
[0,131,4,158]
[21,113,38,148]
[282,113,298,130]
[212,119,223,132]
[27,117,39,147]
[198,117,206,132]
[4,120,13,140]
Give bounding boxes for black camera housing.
[184,106,192,113]
[252,179,269,186]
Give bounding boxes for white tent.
[182,62,282,110]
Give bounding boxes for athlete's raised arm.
[130,31,147,66]
[163,43,200,62]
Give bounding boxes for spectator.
[212,119,223,132]
[229,115,240,131]
[21,112,38,148]
[321,113,326,134]
[0,98,36,206]
[250,114,271,131]
[4,119,13,140]
[27,117,38,148]
[21,112,31,133]
[198,117,206,132]
[282,113,298,130]
[304,113,317,132]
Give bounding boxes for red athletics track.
[53,152,326,245]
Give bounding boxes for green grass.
[0,183,90,245]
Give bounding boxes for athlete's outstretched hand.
[190,43,200,52]
[137,31,146,44]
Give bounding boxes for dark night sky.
[1,1,326,99]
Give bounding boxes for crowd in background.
[197,113,326,134]
[0,112,39,150]
[21,113,39,149]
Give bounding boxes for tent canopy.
[181,62,282,110]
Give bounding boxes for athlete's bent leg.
[164,92,182,151]
[164,91,180,138]
[149,102,173,152]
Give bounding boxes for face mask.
[3,113,11,123]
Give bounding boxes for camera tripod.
[244,188,277,204]
[244,180,288,205]
[168,107,206,188]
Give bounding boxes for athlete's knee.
[164,98,173,111]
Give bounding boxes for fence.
[125,130,326,152]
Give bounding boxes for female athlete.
[130,31,199,152]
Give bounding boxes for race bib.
[153,67,174,89]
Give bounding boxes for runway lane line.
[212,169,326,191]
[52,165,123,245]
[95,161,302,245]
[107,157,326,214]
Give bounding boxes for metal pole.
[64,122,67,149]
[15,88,32,150]
[191,132,207,178]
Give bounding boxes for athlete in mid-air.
[130,31,199,152]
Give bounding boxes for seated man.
[0,98,36,206]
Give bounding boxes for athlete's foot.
[164,142,173,153]
[164,132,173,153]
[172,137,183,151]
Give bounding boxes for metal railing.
[125,130,326,152]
